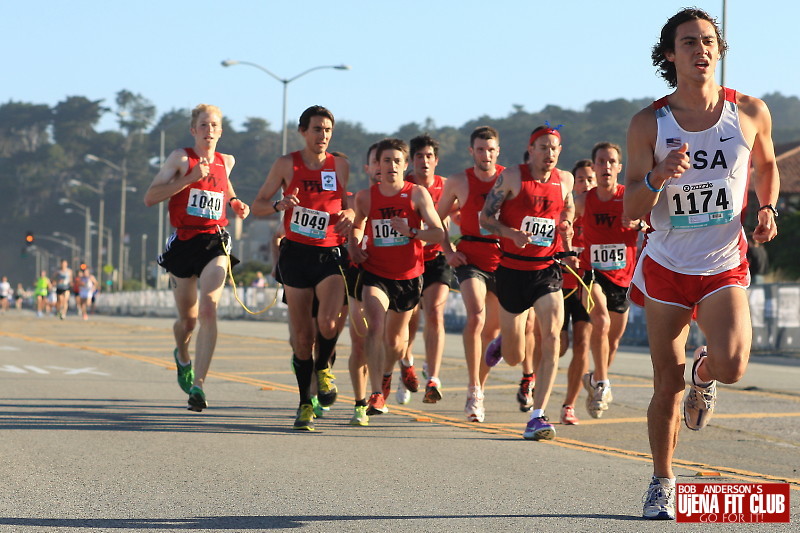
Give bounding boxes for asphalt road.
[1,310,798,532]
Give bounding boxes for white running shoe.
[582,372,609,419]
[684,346,717,430]
[642,477,676,520]
[396,382,411,405]
[464,386,485,423]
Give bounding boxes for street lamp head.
[68,179,84,187]
[335,65,352,71]
[58,198,70,206]
[221,59,239,67]
[85,154,100,163]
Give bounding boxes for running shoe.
[382,374,392,403]
[396,382,411,405]
[311,396,330,418]
[464,386,485,423]
[684,346,716,431]
[316,367,338,407]
[187,386,207,412]
[350,405,369,427]
[517,375,535,412]
[173,348,194,394]
[560,405,579,425]
[582,371,609,419]
[484,335,503,367]
[422,378,442,403]
[366,392,388,415]
[400,364,419,392]
[523,416,555,441]
[642,477,676,520]
[293,403,316,431]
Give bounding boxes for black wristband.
[228,196,239,207]
[758,204,778,218]
[272,200,281,212]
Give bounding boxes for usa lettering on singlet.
[363,181,424,280]
[498,166,564,271]
[645,87,750,275]
[168,148,230,240]
[283,151,345,247]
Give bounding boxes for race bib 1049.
[186,189,224,220]
[289,206,330,239]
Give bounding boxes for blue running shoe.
[484,335,502,367]
[523,416,555,441]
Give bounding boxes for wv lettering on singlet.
[302,180,324,193]
[687,150,728,170]
[530,196,553,211]
[593,213,617,227]
[378,207,405,219]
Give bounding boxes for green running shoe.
[349,405,369,427]
[187,386,207,412]
[173,348,194,394]
[293,403,316,431]
[310,396,330,418]
[316,367,338,407]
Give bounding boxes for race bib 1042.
[521,216,555,247]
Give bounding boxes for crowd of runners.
[141,8,780,521]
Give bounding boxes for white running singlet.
[644,87,750,276]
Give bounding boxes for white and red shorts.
[629,252,750,311]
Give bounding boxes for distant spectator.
[747,235,769,284]
[251,271,267,288]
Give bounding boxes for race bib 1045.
[590,243,626,270]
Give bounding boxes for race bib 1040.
[186,189,224,220]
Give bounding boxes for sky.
[4,1,799,136]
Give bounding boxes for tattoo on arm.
[481,186,507,234]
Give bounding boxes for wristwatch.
[758,204,779,218]
[409,228,419,239]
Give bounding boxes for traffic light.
[25,231,34,247]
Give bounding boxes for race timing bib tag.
[521,216,555,247]
[321,172,337,192]
[667,179,734,229]
[186,189,224,220]
[372,218,409,247]
[590,243,626,270]
[289,206,330,239]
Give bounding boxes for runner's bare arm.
[348,190,369,264]
[222,154,249,219]
[480,169,529,248]
[391,186,444,243]
[333,156,354,234]
[741,95,780,243]
[623,107,689,219]
[251,156,294,216]
[143,149,197,207]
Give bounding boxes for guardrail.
[95,283,799,354]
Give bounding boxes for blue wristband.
[643,172,665,193]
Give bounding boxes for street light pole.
[221,60,351,154]
[86,154,129,291]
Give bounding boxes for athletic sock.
[531,408,544,419]
[355,399,367,407]
[692,357,713,387]
[401,356,414,367]
[292,354,314,404]
[314,332,339,371]
[523,372,534,379]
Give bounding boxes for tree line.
[3,90,800,285]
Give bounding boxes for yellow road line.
[4,328,799,490]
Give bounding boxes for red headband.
[529,128,561,146]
